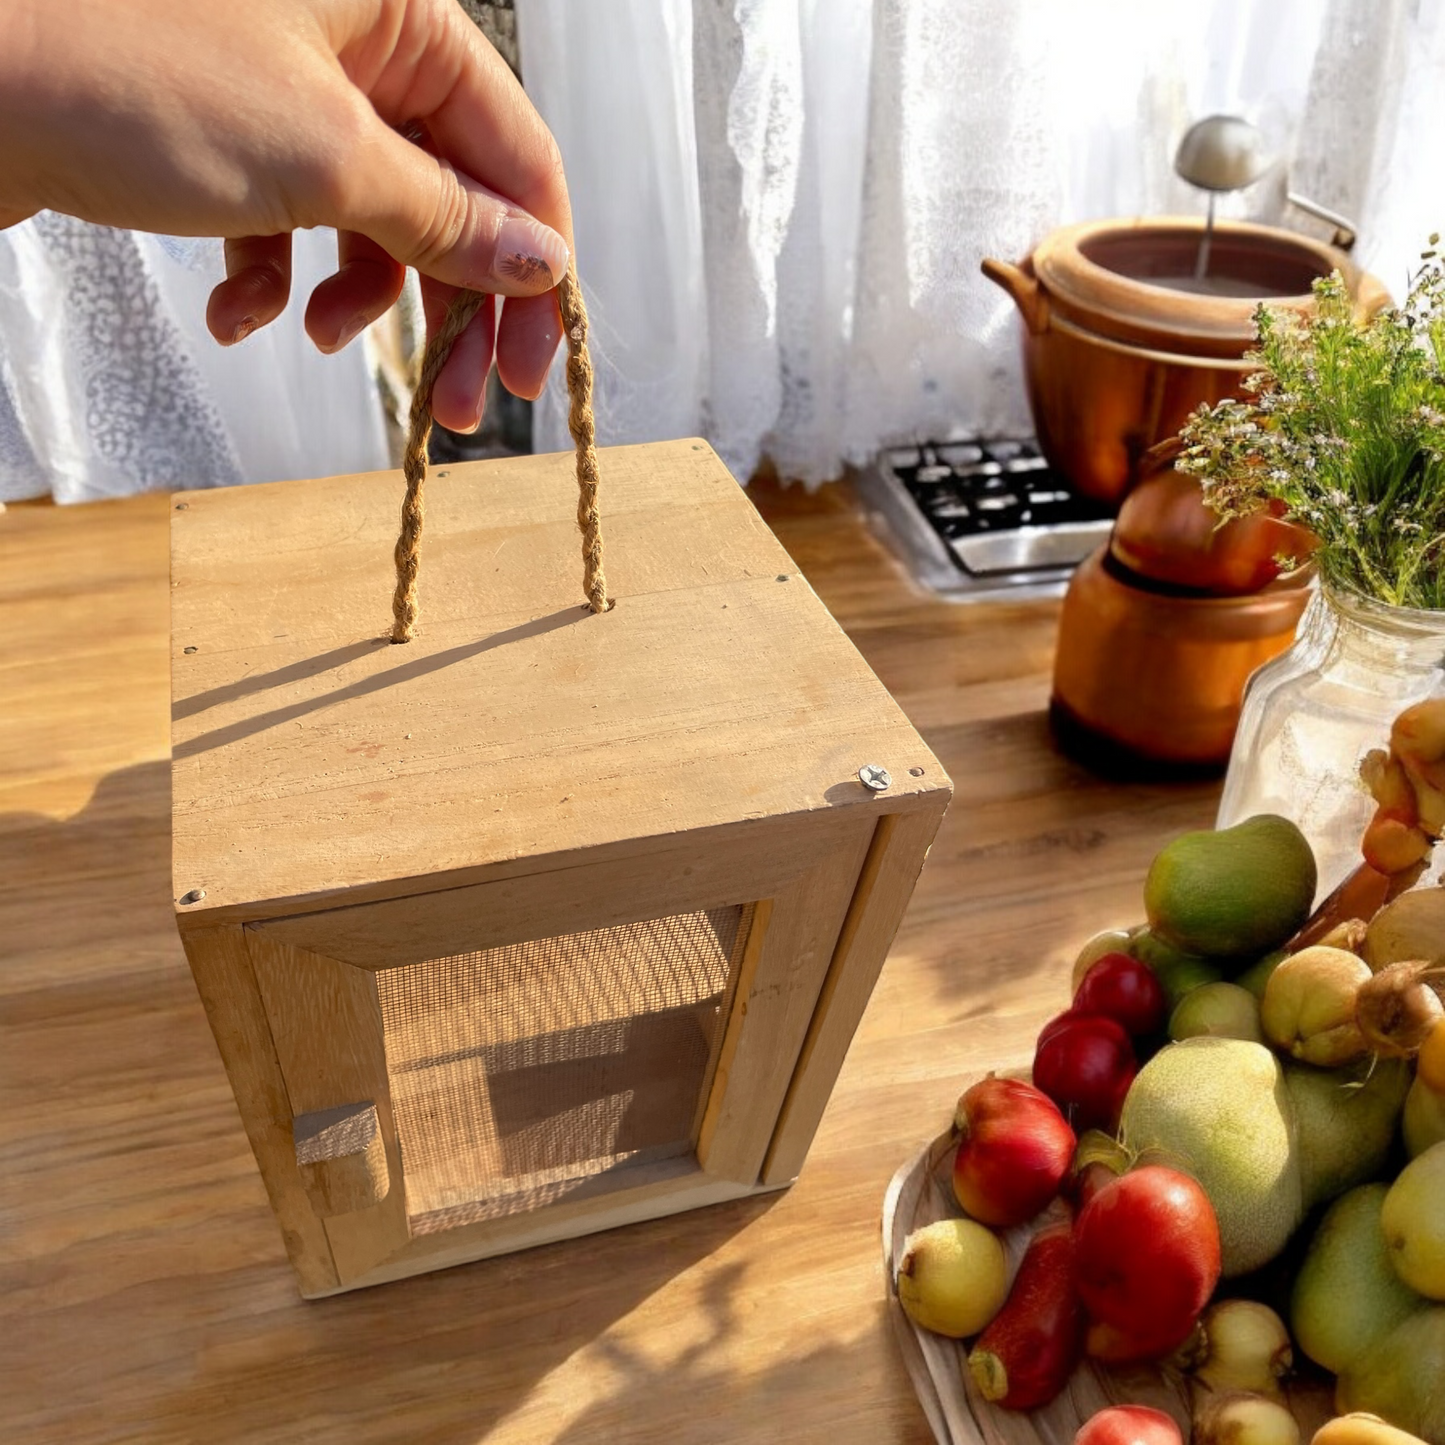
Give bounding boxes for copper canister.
[1051,546,1312,772]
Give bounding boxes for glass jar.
[1216,583,1445,902]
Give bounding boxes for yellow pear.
[1261,947,1371,1066]
[1380,1142,1445,1299]
[895,1218,1008,1338]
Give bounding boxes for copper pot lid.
[1030,217,1369,356]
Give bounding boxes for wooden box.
[170,439,950,1296]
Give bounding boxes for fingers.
[304,231,405,353]
[319,8,574,397]
[361,8,573,247]
[332,121,569,298]
[420,279,496,434]
[207,233,291,344]
[495,292,563,401]
[350,126,567,400]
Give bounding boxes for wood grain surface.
[0,480,1219,1444]
[170,441,941,925]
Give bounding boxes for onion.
[1193,1392,1300,1445]
[1188,1300,1292,1399]
[1356,961,1445,1057]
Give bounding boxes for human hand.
[0,0,571,431]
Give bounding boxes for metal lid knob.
[1174,114,1272,193]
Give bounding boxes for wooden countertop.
[0,479,1217,1444]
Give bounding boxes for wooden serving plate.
[882,1129,1194,1445]
[882,1130,1339,1445]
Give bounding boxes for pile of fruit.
[894,812,1445,1445]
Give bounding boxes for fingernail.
[493,215,570,292]
[228,316,258,346]
[326,314,368,354]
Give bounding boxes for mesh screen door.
[376,904,756,1234]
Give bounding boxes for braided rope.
[390,263,607,642]
[558,259,609,614]
[390,289,485,643]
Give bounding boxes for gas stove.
[852,439,1115,600]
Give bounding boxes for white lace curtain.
[520,0,1445,486]
[0,224,387,503]
[3,3,1438,502]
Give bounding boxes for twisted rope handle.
[390,260,608,643]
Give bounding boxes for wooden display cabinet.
[170,438,950,1296]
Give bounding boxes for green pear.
[1236,949,1288,1001]
[1336,1307,1445,1440]
[1131,927,1223,1008]
[1169,982,1265,1044]
[1144,815,1317,960]
[1120,1038,1302,1276]
[1291,1183,1423,1374]
[1284,1056,1411,1210]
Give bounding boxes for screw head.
[858,764,892,792]
[179,889,206,905]
[174,501,189,511]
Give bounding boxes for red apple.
[1074,1165,1221,1362]
[952,1076,1076,1227]
[1072,952,1168,1038]
[1032,1012,1136,1133]
[1074,1405,1183,1445]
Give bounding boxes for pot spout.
[981,257,1049,335]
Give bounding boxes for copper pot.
[983,217,1387,505]
[1051,546,1313,771]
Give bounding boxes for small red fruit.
[1074,1165,1222,1363]
[967,1221,1085,1409]
[1072,952,1168,1038]
[1074,1405,1183,1445]
[952,1076,1076,1228]
[1032,1012,1136,1133]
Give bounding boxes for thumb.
[330,117,570,296]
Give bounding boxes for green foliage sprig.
[1177,238,1445,610]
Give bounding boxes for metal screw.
[858,764,892,792]
[183,646,197,654]
[174,501,189,511]
[909,766,925,777]
[179,889,206,905]
[776,574,790,582]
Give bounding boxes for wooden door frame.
[182,806,887,1294]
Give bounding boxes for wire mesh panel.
[376,904,755,1233]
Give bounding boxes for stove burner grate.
[853,440,1115,601]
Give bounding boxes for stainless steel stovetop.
[852,439,1114,601]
